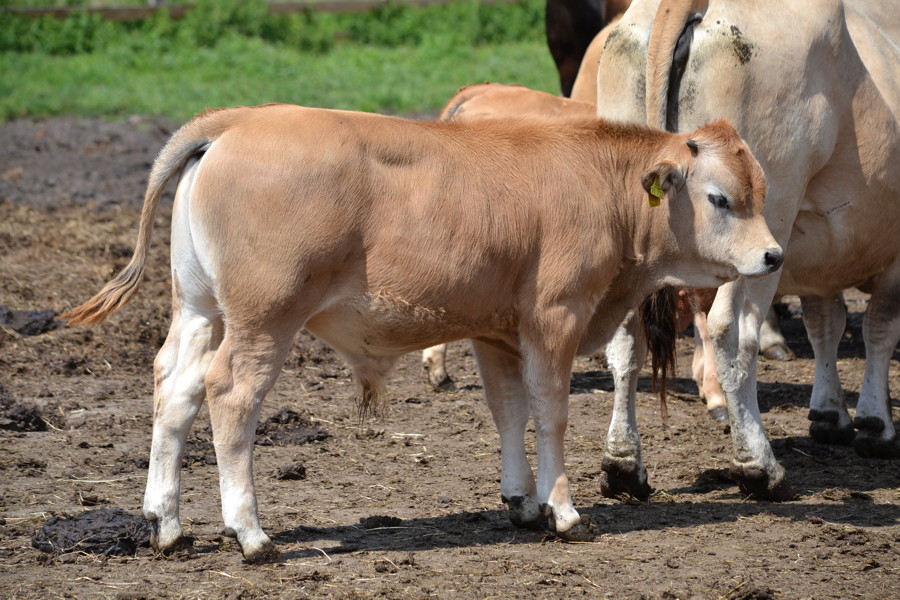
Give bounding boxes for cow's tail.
[642,0,708,424]
[62,107,242,326]
[646,0,708,131]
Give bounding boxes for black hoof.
[809,421,856,445]
[808,410,855,445]
[853,416,886,433]
[729,462,797,501]
[708,406,728,422]
[762,343,794,362]
[600,456,652,500]
[853,434,900,459]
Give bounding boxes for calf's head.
[642,120,783,284]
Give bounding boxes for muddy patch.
[32,508,150,556]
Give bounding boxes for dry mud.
[0,116,898,599]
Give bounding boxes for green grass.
[0,37,557,121]
[0,0,559,122]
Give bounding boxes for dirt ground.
[0,115,898,600]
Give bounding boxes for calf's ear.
[641,160,686,196]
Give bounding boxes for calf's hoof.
[547,512,597,542]
[729,462,797,501]
[152,535,194,556]
[145,514,193,555]
[600,455,652,500]
[761,342,794,362]
[241,539,281,564]
[808,410,855,445]
[502,494,544,529]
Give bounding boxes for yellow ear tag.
[648,176,665,207]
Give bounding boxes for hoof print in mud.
[599,456,652,500]
[729,463,797,501]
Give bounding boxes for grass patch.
[1,37,557,121]
[0,0,559,122]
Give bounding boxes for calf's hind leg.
[144,305,223,554]
[471,340,541,528]
[205,325,298,563]
[521,313,595,540]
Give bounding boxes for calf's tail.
[62,107,242,326]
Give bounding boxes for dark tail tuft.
[640,287,679,427]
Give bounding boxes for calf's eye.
[708,194,730,209]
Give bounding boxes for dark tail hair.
[640,287,678,426]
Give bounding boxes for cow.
[63,103,782,561]
[592,0,900,501]
[439,82,596,123]
[547,0,631,96]
[571,4,797,424]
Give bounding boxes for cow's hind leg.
[205,324,297,563]
[422,343,454,391]
[471,340,541,528]
[760,305,794,361]
[853,265,900,458]
[601,311,653,500]
[802,294,855,445]
[144,304,224,554]
[693,310,728,422]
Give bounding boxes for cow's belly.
[778,206,900,295]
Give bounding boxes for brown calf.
[64,103,781,562]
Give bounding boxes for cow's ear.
[641,160,686,196]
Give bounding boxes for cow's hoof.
[729,462,797,501]
[502,494,544,529]
[548,514,597,542]
[761,342,794,362]
[853,435,900,459]
[427,371,455,392]
[708,405,729,422]
[242,539,281,564]
[152,533,194,555]
[145,514,192,555]
[600,455,652,500]
[808,410,855,445]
